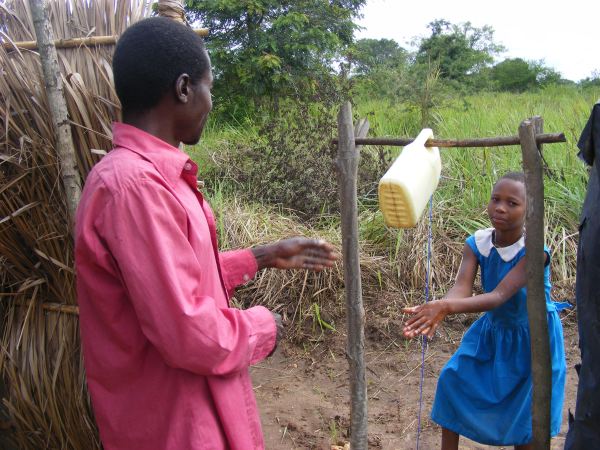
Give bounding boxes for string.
[416,196,433,450]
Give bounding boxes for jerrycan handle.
[408,128,434,149]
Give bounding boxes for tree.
[185,0,365,117]
[529,60,564,86]
[348,38,409,101]
[491,58,567,92]
[348,38,408,76]
[415,19,504,85]
[491,58,537,92]
[580,70,600,88]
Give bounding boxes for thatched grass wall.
[0,1,151,447]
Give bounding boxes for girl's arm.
[441,243,479,300]
[403,243,478,338]
[403,246,533,338]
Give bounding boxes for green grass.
[187,85,600,304]
[356,86,599,223]
[185,117,259,175]
[354,86,599,294]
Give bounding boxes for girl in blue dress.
[402,171,567,449]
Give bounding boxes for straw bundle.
[0,1,151,448]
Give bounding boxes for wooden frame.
[335,103,561,450]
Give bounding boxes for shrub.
[212,101,391,217]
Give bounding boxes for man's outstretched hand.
[267,312,284,357]
[252,237,338,271]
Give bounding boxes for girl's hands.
[402,300,449,339]
[252,237,338,271]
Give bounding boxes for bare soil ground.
[251,294,579,450]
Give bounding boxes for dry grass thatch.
[0,1,151,448]
[214,198,397,333]
[212,197,467,339]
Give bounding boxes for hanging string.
[416,195,433,450]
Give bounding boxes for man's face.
[177,53,213,146]
[182,72,213,145]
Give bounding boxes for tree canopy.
[415,19,504,85]
[580,71,600,88]
[179,5,585,119]
[491,58,537,92]
[348,38,408,76]
[490,58,568,92]
[185,0,366,115]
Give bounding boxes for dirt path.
[252,316,579,449]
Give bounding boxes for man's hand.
[402,300,449,339]
[268,312,284,357]
[252,237,338,271]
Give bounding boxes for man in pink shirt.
[75,17,337,450]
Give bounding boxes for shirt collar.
[474,227,525,262]
[112,122,197,185]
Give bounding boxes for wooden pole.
[2,29,209,51]
[11,300,80,315]
[519,117,552,449]
[29,0,81,221]
[331,132,565,148]
[336,101,369,448]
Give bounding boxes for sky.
[356,0,597,82]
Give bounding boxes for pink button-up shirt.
[75,123,276,450]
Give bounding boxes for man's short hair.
[113,17,210,114]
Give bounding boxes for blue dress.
[430,228,567,446]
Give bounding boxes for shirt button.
[184,162,192,171]
[243,274,250,282]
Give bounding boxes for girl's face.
[487,178,526,233]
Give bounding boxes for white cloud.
[356,0,598,81]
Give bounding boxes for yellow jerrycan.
[378,128,441,228]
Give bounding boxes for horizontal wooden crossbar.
[39,302,79,314]
[2,28,209,51]
[331,132,566,148]
[4,297,80,315]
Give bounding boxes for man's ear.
[175,73,191,104]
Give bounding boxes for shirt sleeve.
[465,235,481,262]
[219,249,258,298]
[98,177,276,375]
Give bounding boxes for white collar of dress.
[474,228,525,262]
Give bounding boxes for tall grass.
[354,87,599,299]
[191,85,599,303]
